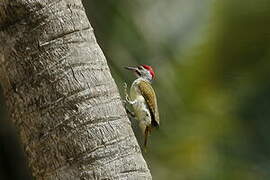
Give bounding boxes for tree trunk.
[0,0,151,179]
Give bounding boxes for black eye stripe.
[136,70,141,76]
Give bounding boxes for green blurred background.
[83,0,270,179]
[1,0,270,179]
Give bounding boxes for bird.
[124,65,159,151]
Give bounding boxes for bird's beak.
[124,66,139,72]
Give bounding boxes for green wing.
[138,81,160,127]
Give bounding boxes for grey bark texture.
[0,0,152,179]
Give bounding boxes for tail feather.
[144,126,151,152]
[151,120,159,128]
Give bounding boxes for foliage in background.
[84,0,270,179]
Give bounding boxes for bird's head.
[125,65,155,82]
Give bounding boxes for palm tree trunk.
[0,0,151,179]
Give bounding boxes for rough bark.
[0,0,151,179]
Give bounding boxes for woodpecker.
[124,65,159,150]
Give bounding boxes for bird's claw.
[123,82,130,102]
[123,82,128,90]
[126,107,136,118]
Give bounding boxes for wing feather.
[138,81,160,126]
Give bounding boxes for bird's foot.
[123,82,132,103]
[125,107,136,118]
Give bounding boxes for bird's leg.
[125,106,136,118]
[123,82,130,102]
[122,98,135,118]
[123,83,136,118]
[123,82,136,105]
